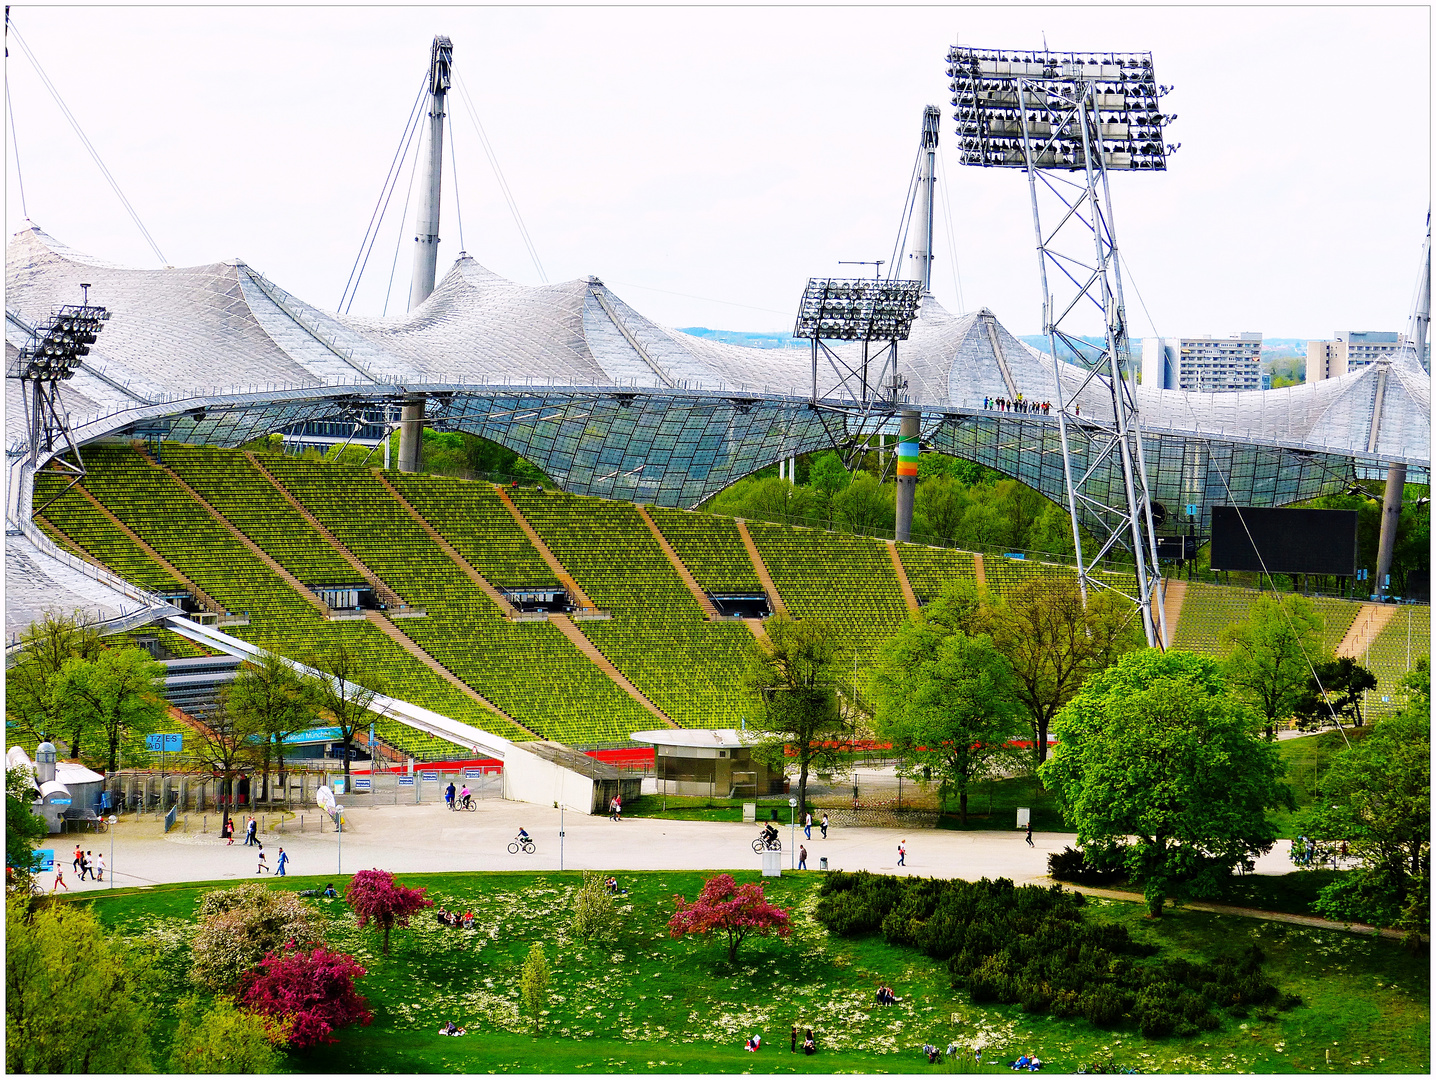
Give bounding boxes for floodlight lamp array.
[793,278,922,341]
[947,45,1175,171]
[8,304,111,381]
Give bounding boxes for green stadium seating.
[894,543,978,606]
[1356,604,1429,718]
[646,506,763,592]
[68,447,525,745]
[744,519,908,664]
[163,445,362,587]
[32,471,185,596]
[386,473,559,590]
[264,460,655,745]
[510,490,754,727]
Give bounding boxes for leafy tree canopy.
[668,873,791,963]
[5,766,47,888]
[190,883,317,993]
[346,869,433,955]
[1220,593,1328,737]
[6,893,154,1072]
[49,646,166,774]
[1292,656,1377,729]
[1039,649,1294,917]
[870,615,1025,825]
[237,945,372,1049]
[167,994,285,1073]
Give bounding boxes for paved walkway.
[53,799,1309,900]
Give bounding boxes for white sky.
[4,5,1429,338]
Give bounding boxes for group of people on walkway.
[608,794,623,821]
[801,812,829,840]
[985,396,1067,416]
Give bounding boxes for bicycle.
[507,836,536,854]
[751,833,782,854]
[454,794,475,811]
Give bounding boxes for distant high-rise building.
[1306,330,1430,382]
[1141,333,1262,392]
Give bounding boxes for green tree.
[1039,650,1294,918]
[519,942,550,1033]
[5,611,104,757]
[834,472,893,533]
[913,474,968,544]
[190,685,264,839]
[6,892,154,1071]
[1221,594,1327,738]
[305,641,386,784]
[744,615,849,820]
[807,451,851,498]
[1301,697,1429,940]
[987,578,1140,766]
[1293,656,1378,729]
[870,619,1025,824]
[571,869,621,944]
[224,651,316,800]
[167,995,284,1073]
[5,766,47,890]
[49,646,166,774]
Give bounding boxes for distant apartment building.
[1140,333,1262,392]
[1306,330,1430,382]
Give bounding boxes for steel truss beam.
[1017,78,1167,647]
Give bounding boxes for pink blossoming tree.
[346,868,433,955]
[668,873,791,962]
[237,946,372,1049]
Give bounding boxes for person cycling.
[516,827,531,843]
[444,782,456,810]
[762,822,779,849]
[459,784,472,809]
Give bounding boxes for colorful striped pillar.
[894,411,920,542]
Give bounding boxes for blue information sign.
[50,797,71,806]
[1186,504,1198,517]
[420,770,438,781]
[397,777,415,787]
[145,733,183,752]
[35,849,54,872]
[353,778,371,790]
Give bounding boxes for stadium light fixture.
[947,41,1176,651]
[793,278,922,343]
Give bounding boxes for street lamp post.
[788,796,798,870]
[336,805,344,875]
[559,804,565,871]
[107,816,118,889]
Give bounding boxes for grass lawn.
[77,869,1427,1073]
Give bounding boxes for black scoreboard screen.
[1209,506,1358,576]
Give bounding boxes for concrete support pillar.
[398,397,425,473]
[1374,462,1406,599]
[894,410,920,542]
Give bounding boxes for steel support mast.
[1374,210,1430,599]
[399,34,453,473]
[895,106,940,542]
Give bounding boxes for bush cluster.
[815,872,1297,1036]
[1047,845,1128,886]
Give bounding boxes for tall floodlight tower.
[399,34,453,474]
[895,106,941,541]
[948,45,1177,647]
[1374,210,1431,599]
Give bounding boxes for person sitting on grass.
[322,883,338,898]
[462,910,474,929]
[744,1034,762,1052]
[803,1029,816,1056]
[924,1044,940,1064]
[438,1020,467,1036]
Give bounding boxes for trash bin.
[819,857,828,871]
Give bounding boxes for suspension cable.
[382,126,424,317]
[6,73,28,219]
[339,71,427,312]
[8,18,167,264]
[447,101,464,255]
[886,151,921,282]
[937,141,966,312]
[452,68,547,283]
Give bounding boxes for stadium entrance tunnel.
[708,592,771,618]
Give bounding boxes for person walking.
[245,816,257,846]
[72,845,84,874]
[276,848,289,877]
[820,813,829,839]
[255,843,268,874]
[609,795,618,821]
[52,869,69,892]
[94,851,105,882]
[1025,822,1034,847]
[613,794,622,822]
[803,811,812,840]
[897,840,906,867]
[798,845,808,870]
